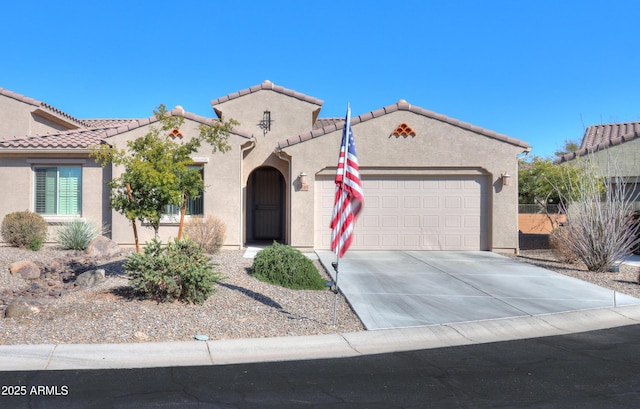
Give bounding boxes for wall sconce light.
[299,172,309,191]
[258,110,273,135]
[501,172,511,186]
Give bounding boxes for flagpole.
[333,103,350,326]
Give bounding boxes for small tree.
[555,152,640,272]
[554,138,581,157]
[92,105,236,250]
[518,155,582,229]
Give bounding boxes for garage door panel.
[315,175,489,251]
[404,196,420,208]
[423,215,439,227]
[404,215,420,228]
[404,235,420,247]
[382,235,398,246]
[362,234,380,247]
[445,215,461,227]
[382,215,398,227]
[382,197,398,208]
[444,235,462,248]
[445,196,461,208]
[423,197,439,208]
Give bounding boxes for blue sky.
[1,0,638,158]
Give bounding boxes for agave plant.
[56,218,102,250]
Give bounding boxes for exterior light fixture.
[299,172,309,191]
[258,110,273,135]
[501,172,511,186]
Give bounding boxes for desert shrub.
[124,238,222,304]
[56,218,102,250]
[549,227,580,263]
[1,211,48,251]
[183,215,226,254]
[251,242,326,290]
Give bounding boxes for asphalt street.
[2,324,640,408]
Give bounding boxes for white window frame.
[33,165,82,218]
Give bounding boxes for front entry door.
[251,167,284,241]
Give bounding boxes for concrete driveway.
[316,251,640,330]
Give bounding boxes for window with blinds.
[164,166,204,217]
[34,166,81,215]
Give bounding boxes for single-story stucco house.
[557,121,640,209]
[0,80,530,253]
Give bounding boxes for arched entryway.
[246,166,285,243]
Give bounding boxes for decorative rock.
[134,331,149,341]
[9,261,41,280]
[5,298,47,318]
[85,236,121,258]
[75,269,106,288]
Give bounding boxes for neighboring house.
[557,121,640,208]
[0,80,531,253]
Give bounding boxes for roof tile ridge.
[2,126,111,141]
[280,101,530,150]
[211,80,323,107]
[403,102,529,148]
[0,86,42,107]
[81,118,142,125]
[97,109,254,140]
[1,86,93,127]
[589,120,640,128]
[556,145,603,163]
[38,102,91,127]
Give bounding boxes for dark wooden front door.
[250,167,284,241]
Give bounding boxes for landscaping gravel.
[0,246,364,345]
[1,237,639,346]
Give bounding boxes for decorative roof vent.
[392,123,416,138]
[168,128,183,139]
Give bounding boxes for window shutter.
[58,167,81,215]
[34,167,57,214]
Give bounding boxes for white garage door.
[315,175,489,251]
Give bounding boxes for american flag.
[330,105,364,258]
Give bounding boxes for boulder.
[85,236,121,258]
[5,298,47,318]
[76,269,106,288]
[9,261,41,280]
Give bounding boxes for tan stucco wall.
[586,138,640,178]
[0,153,108,242]
[281,110,525,252]
[0,96,72,138]
[215,89,322,245]
[214,89,319,141]
[104,119,246,249]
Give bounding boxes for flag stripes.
[330,106,363,258]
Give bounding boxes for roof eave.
[0,148,94,155]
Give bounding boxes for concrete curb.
[2,305,639,371]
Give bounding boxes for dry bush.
[183,216,226,254]
[555,153,640,272]
[549,227,580,263]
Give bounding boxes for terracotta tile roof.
[0,107,254,150]
[313,118,342,130]
[0,87,91,128]
[557,121,640,163]
[277,100,531,150]
[0,127,115,149]
[211,80,324,112]
[81,118,140,127]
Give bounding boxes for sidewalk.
[2,305,640,371]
